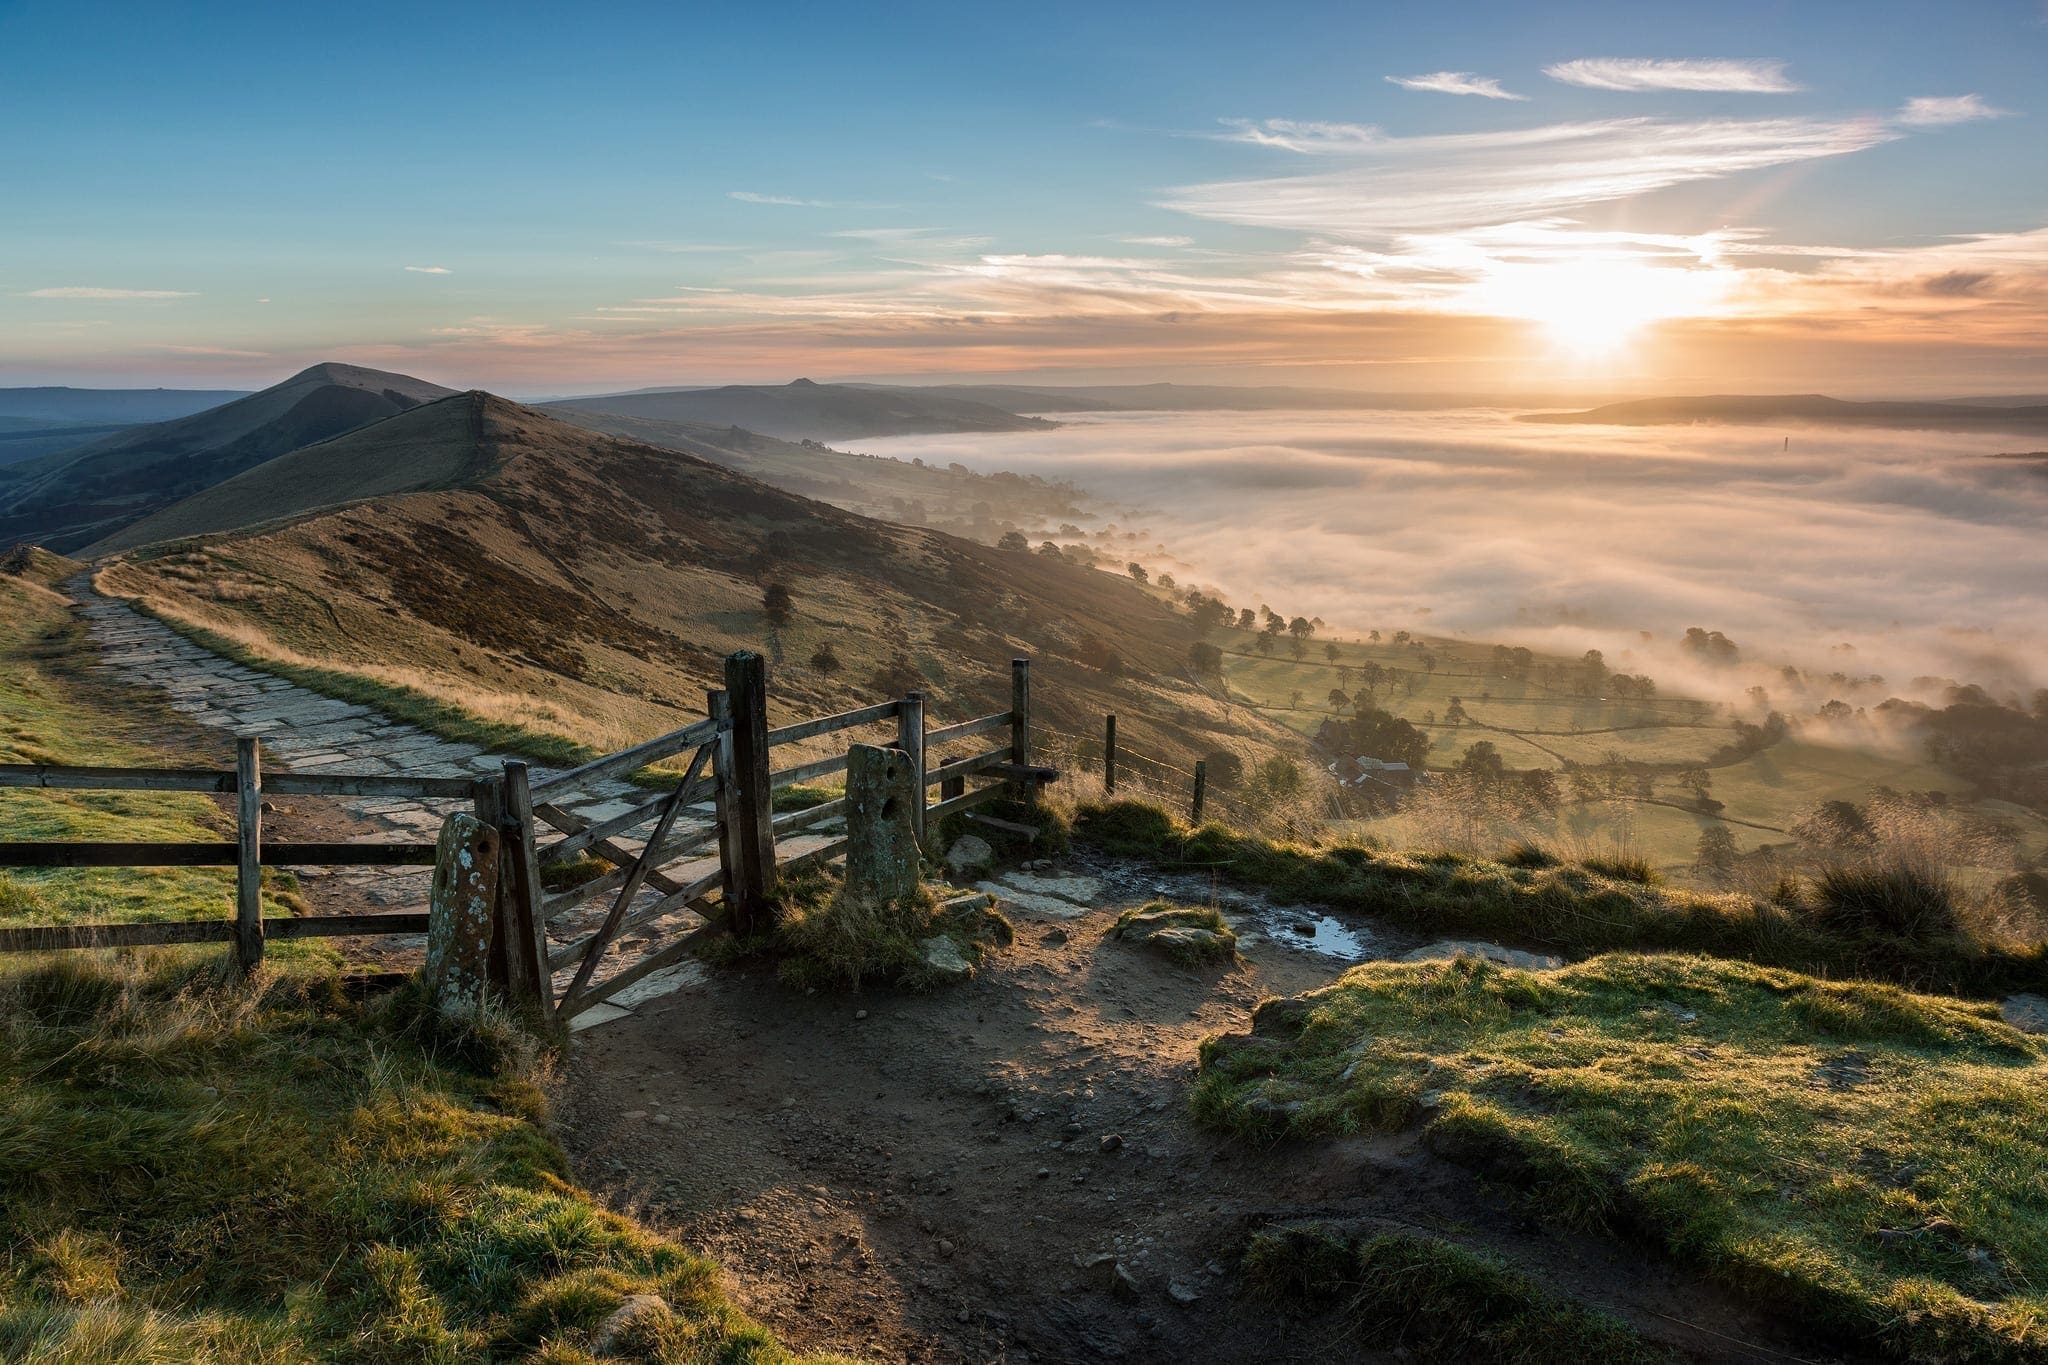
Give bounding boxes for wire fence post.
[897,690,926,847]
[1191,759,1207,824]
[1103,713,1116,794]
[234,735,263,974]
[1008,656,1031,800]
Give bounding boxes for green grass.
[1072,799,2048,995]
[1107,902,1238,964]
[0,573,316,942]
[1239,1222,1670,1363]
[747,869,1015,992]
[0,954,836,1363]
[1197,953,2048,1362]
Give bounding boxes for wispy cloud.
[1544,58,1799,93]
[20,286,196,299]
[729,190,833,207]
[1386,71,1526,101]
[404,265,453,274]
[1212,118,1382,153]
[1118,235,1195,247]
[1896,94,2011,126]
[1164,116,1895,236]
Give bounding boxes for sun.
[1470,257,1732,351]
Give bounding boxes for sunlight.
[1469,257,1733,350]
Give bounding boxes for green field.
[1210,626,2048,875]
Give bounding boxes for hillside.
[1522,393,2048,433]
[547,377,1056,441]
[545,404,1089,529]
[0,364,453,552]
[0,384,249,425]
[93,393,1289,774]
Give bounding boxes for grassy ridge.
[1073,799,2047,995]
[1195,954,2048,1361]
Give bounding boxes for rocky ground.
[559,854,1828,1364]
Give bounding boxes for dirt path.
[561,857,1830,1365]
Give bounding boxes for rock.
[2001,993,2048,1034]
[420,812,501,1020]
[592,1293,670,1354]
[1099,1133,1123,1154]
[842,743,922,906]
[1250,997,1317,1037]
[1111,907,1238,964]
[1082,1253,1142,1299]
[1168,1281,1200,1305]
[946,834,996,878]
[918,934,974,982]
[1400,940,1564,972]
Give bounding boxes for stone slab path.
[66,577,755,1022]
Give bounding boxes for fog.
[863,410,2048,704]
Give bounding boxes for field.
[1208,625,2046,876]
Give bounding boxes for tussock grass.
[752,869,1014,992]
[1240,1222,1669,1363]
[1073,799,2047,995]
[0,954,835,1362]
[1197,953,2048,1362]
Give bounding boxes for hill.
[0,385,249,426]
[1521,393,2048,433]
[546,377,1057,441]
[93,393,1287,775]
[0,364,454,552]
[544,404,1089,530]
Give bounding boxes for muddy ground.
[557,853,1830,1365]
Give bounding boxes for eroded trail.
[561,861,1825,1365]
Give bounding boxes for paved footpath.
[67,577,714,1015]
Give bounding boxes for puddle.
[1234,908,1374,962]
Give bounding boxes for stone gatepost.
[842,742,921,906]
[421,811,502,1019]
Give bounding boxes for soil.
[556,851,1837,1365]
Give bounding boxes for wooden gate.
[506,652,1038,1025]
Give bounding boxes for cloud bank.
[1543,58,1799,93]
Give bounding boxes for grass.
[0,953,835,1363]
[1107,902,1238,965]
[1239,1222,1670,1363]
[0,569,316,941]
[1072,798,2048,995]
[1196,953,2048,1362]
[738,868,1015,992]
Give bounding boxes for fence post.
[473,774,511,995]
[896,690,926,847]
[234,735,263,974]
[723,652,778,933]
[1009,656,1031,799]
[1191,759,1207,824]
[1103,713,1117,795]
[939,755,965,803]
[499,762,554,1020]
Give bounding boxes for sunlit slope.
[96,395,1290,772]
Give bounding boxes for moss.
[1240,1223,1670,1362]
[1108,902,1238,965]
[1072,798,2048,996]
[1199,953,2048,1362]
[767,870,1008,992]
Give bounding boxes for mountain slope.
[547,377,1056,441]
[0,386,249,426]
[0,364,454,552]
[1521,393,2048,433]
[95,395,1284,775]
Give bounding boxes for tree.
[1158,572,1177,590]
[1037,540,1063,558]
[1126,562,1148,583]
[1420,652,1437,675]
[1456,739,1505,781]
[997,530,1029,551]
[762,582,794,626]
[1289,689,1304,709]
[1328,687,1350,710]
[1288,615,1314,641]
[1368,630,1381,643]
[1188,641,1223,673]
[1201,750,1244,789]
[1289,636,1307,661]
[1693,824,1738,880]
[1520,768,1561,814]
[1253,634,1273,657]
[809,642,841,674]
[1236,608,1257,631]
[1682,627,1740,665]
[1324,642,1341,665]
[1444,697,1469,726]
[1346,705,1430,769]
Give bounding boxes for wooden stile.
[723,652,778,934]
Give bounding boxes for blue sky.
[3,0,2044,392]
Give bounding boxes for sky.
[3,0,2045,394]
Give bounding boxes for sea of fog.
[861,409,2048,702]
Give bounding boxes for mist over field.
[866,411,2048,702]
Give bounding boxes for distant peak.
[787,377,819,388]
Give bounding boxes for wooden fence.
[0,651,1047,1026]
